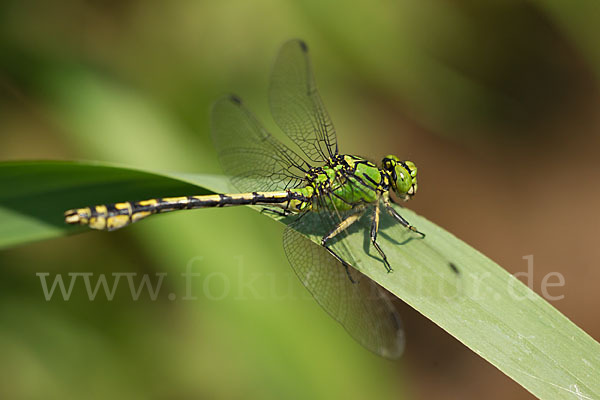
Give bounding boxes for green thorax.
[292,155,388,212]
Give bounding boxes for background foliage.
[1,1,600,399]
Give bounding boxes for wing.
[211,95,310,192]
[283,212,405,359]
[269,39,338,164]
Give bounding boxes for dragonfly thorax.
[294,154,383,212]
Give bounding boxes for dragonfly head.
[382,155,418,200]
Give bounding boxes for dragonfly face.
[382,155,418,200]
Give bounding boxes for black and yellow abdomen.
[65,191,311,231]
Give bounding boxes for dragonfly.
[65,39,427,359]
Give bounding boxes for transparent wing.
[269,39,338,164]
[211,95,310,192]
[283,212,405,359]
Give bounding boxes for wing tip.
[449,262,460,275]
[229,94,243,105]
[297,39,308,53]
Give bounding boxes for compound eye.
[396,167,406,182]
[403,161,417,177]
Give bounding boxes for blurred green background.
[1,1,599,399]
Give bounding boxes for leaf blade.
[1,160,599,399]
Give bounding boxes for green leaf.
[0,161,228,249]
[1,160,599,399]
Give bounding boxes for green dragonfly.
[65,39,428,359]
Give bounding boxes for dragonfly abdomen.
[65,191,309,231]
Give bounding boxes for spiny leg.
[321,207,365,283]
[383,196,425,238]
[370,200,393,273]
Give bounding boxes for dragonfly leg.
[260,207,292,217]
[371,200,393,273]
[321,209,364,246]
[321,208,365,283]
[383,197,425,238]
[322,246,358,284]
[388,194,408,205]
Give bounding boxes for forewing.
[269,39,338,164]
[283,215,405,359]
[211,95,309,192]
